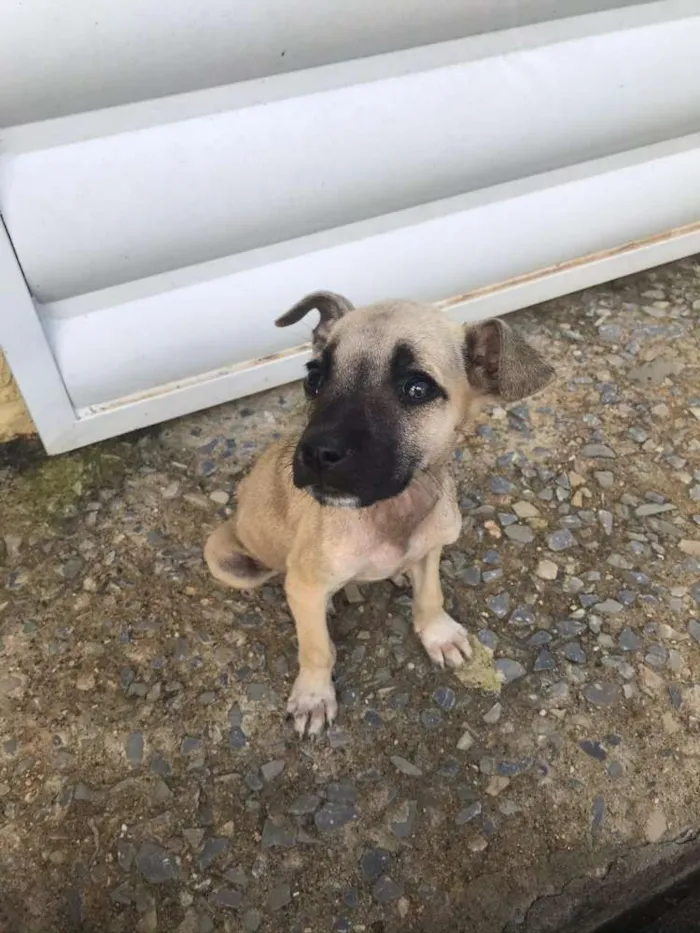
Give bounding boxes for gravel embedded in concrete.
[1,258,700,932]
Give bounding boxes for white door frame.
[3,212,700,455]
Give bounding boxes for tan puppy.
[205,292,554,736]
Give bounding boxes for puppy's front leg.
[409,546,472,668]
[285,572,337,737]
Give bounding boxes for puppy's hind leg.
[204,521,278,590]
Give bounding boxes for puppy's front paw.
[418,613,472,668]
[287,673,337,737]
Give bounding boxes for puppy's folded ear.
[275,291,355,348]
[464,319,555,401]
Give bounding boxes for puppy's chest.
[348,497,461,582]
[352,539,422,582]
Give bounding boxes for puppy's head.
[277,291,554,508]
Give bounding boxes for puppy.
[205,292,554,735]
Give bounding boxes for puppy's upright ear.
[464,319,554,401]
[275,291,355,348]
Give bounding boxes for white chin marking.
[308,487,361,509]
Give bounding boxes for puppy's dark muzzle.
[293,399,413,506]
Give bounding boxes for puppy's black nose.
[300,435,348,473]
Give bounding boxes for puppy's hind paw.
[287,675,337,738]
[418,613,472,669]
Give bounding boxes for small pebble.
[496,659,526,684]
[504,525,535,544]
[581,444,616,459]
[608,761,624,779]
[288,794,321,816]
[489,476,515,495]
[563,642,586,664]
[261,760,285,782]
[583,683,621,707]
[591,796,605,833]
[125,732,144,766]
[534,650,555,672]
[636,503,676,517]
[360,848,390,883]
[210,888,243,910]
[619,628,643,652]
[486,776,510,796]
[645,644,668,669]
[645,809,667,843]
[461,566,481,587]
[315,803,357,832]
[136,842,179,884]
[557,619,586,638]
[420,709,443,729]
[497,759,532,777]
[486,593,510,619]
[578,740,607,761]
[261,819,296,850]
[228,727,247,750]
[344,583,364,604]
[513,501,540,518]
[242,910,262,932]
[372,876,403,904]
[267,884,292,911]
[596,599,624,615]
[547,529,576,552]
[482,569,503,583]
[598,510,613,535]
[198,837,229,871]
[536,559,558,581]
[433,686,456,711]
[455,802,482,825]
[477,629,499,651]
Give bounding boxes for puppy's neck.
[365,467,445,543]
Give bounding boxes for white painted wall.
[0,0,653,125]
[41,135,700,408]
[2,5,698,302]
[1,0,698,454]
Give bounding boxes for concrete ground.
[1,259,700,933]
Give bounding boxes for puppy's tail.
[204,521,277,590]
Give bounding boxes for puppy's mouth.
[305,485,362,509]
[302,474,414,509]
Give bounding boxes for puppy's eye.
[304,362,324,397]
[400,373,441,404]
